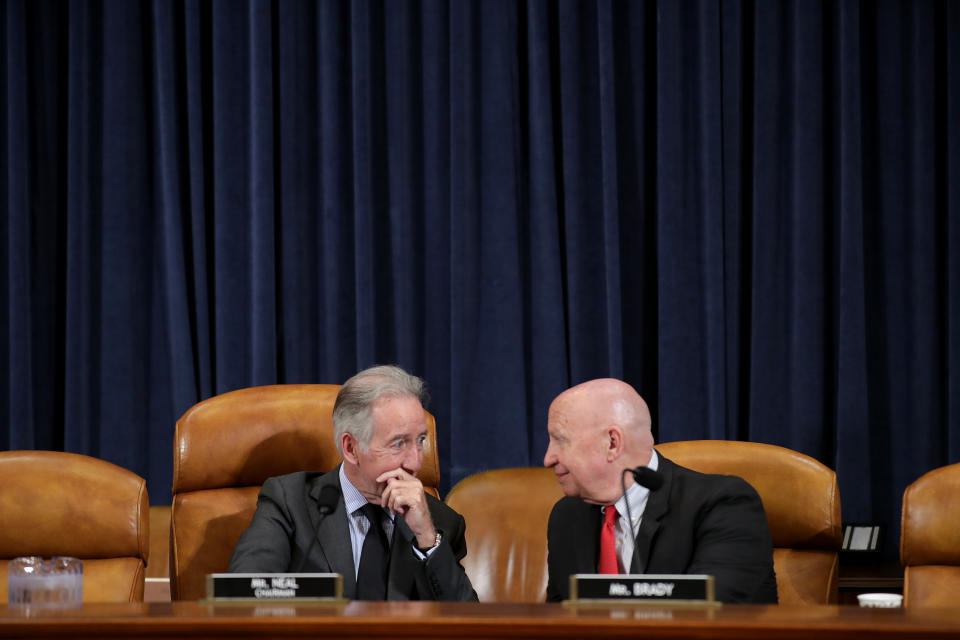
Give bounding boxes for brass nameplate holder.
[566,574,719,607]
[205,573,344,602]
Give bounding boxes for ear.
[605,426,623,462]
[341,433,360,465]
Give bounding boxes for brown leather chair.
[445,468,565,602]
[900,462,960,607]
[0,450,150,602]
[446,441,841,604]
[657,440,842,604]
[170,384,440,600]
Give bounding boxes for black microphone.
[631,466,664,491]
[620,465,664,574]
[295,485,340,573]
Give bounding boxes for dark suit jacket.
[546,455,778,603]
[229,467,478,601]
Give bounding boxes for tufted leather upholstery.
[657,440,842,604]
[170,384,440,600]
[445,468,565,602]
[0,450,150,602]
[900,462,960,607]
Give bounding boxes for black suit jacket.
[228,467,478,601]
[546,454,778,603]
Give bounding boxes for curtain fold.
[3,0,958,558]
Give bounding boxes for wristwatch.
[418,530,442,552]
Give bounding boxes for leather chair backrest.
[657,440,842,604]
[445,468,565,602]
[170,383,440,600]
[0,450,150,602]
[900,461,960,607]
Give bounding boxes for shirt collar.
[339,465,366,515]
[614,449,659,524]
[338,465,395,522]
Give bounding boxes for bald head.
[552,379,654,448]
[543,378,655,504]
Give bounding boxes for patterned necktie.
[356,503,389,600]
[598,504,619,574]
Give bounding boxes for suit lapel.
[307,468,356,596]
[630,455,673,573]
[574,502,603,574]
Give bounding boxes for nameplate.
[568,574,716,605]
[206,573,344,601]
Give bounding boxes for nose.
[402,442,423,474]
[543,443,557,468]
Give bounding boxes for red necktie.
[598,505,619,574]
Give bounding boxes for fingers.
[375,467,415,485]
[375,468,436,542]
[379,474,425,515]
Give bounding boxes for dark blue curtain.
[3,0,958,558]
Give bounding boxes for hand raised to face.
[377,467,437,549]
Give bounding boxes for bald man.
[543,379,778,603]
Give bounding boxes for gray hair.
[333,365,427,454]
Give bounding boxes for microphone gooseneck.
[620,465,664,574]
[295,485,341,573]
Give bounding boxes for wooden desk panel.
[2,602,959,640]
[838,560,904,605]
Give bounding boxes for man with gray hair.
[229,365,478,601]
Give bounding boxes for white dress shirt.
[611,449,660,573]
